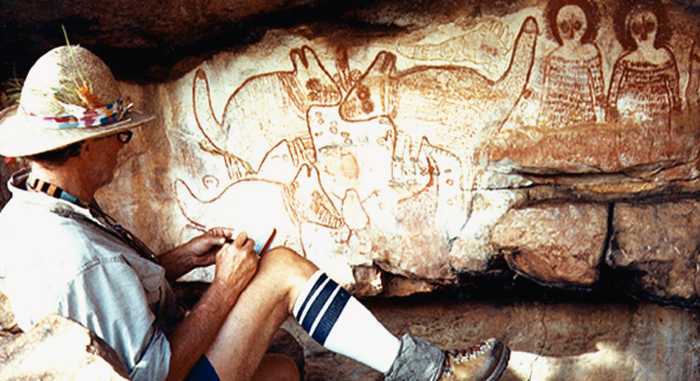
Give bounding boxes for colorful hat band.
[19,97,131,130]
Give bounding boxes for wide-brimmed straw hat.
[0,45,154,157]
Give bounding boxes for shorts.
[183,355,220,381]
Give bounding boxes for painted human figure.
[540,0,606,127]
[686,42,700,114]
[607,1,680,132]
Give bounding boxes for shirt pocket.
[139,270,165,309]
[125,256,166,312]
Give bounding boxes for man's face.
[85,130,132,189]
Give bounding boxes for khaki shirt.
[0,170,181,381]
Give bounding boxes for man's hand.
[182,227,237,268]
[212,231,259,295]
[159,227,239,282]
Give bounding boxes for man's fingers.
[243,237,256,252]
[205,227,236,243]
[227,231,255,252]
[234,231,248,245]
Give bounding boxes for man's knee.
[256,247,319,313]
[259,247,318,283]
[260,246,318,278]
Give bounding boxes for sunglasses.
[116,130,133,144]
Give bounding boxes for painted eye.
[631,20,643,35]
[644,20,657,33]
[573,20,582,31]
[306,78,322,91]
[357,86,370,100]
[559,21,570,34]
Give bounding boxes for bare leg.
[206,247,317,381]
[200,244,510,381]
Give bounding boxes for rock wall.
[3,0,700,301]
[0,309,130,380]
[3,0,700,379]
[76,0,700,308]
[294,296,700,380]
[3,0,700,304]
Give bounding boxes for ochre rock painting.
[176,17,538,285]
[488,0,700,186]
[539,0,605,127]
[156,0,700,293]
[607,0,680,132]
[339,17,538,198]
[193,46,342,180]
[175,164,343,255]
[309,106,459,280]
[395,17,514,79]
[688,42,700,114]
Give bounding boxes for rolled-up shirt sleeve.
[54,257,171,381]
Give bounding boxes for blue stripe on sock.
[301,280,337,333]
[312,287,351,345]
[296,273,328,321]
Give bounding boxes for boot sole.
[485,345,510,381]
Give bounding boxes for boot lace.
[443,340,493,374]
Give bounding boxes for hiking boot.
[438,338,510,381]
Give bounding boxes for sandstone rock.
[382,274,437,297]
[0,314,129,381]
[487,119,700,178]
[349,265,385,296]
[5,0,700,303]
[0,0,327,50]
[449,189,526,274]
[78,0,700,300]
[607,199,700,305]
[295,298,700,381]
[492,203,608,288]
[0,292,20,337]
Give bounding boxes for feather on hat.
[0,45,153,157]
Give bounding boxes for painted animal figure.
[396,17,513,79]
[309,105,467,241]
[175,164,344,254]
[193,46,342,178]
[338,17,538,192]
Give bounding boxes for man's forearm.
[159,232,223,282]
[158,248,197,283]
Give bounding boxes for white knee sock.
[293,271,401,374]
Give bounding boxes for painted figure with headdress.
[607,0,680,132]
[539,0,606,128]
